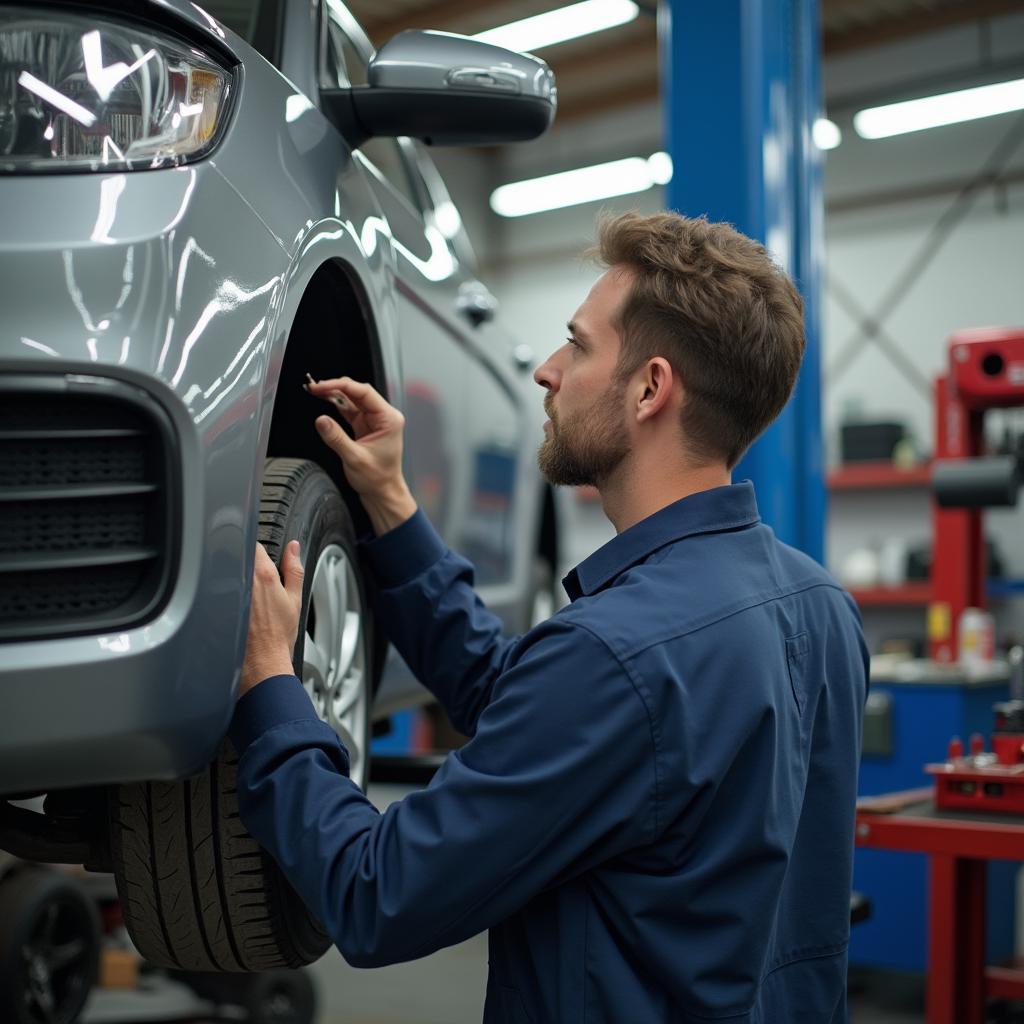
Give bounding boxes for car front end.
[0,2,290,794]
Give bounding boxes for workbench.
[852,659,1012,971]
[856,788,1024,1024]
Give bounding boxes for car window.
[319,1,422,214]
[199,0,283,66]
[322,12,368,87]
[360,139,423,215]
[410,142,480,274]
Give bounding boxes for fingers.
[255,539,303,594]
[282,539,304,607]
[305,381,357,422]
[254,542,277,582]
[315,414,359,457]
[307,376,392,417]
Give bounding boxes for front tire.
[110,459,375,971]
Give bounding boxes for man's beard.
[537,379,631,487]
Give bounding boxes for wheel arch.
[266,258,387,539]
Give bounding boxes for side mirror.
[323,30,557,149]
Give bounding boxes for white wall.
[825,188,1024,457]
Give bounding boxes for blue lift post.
[661,0,826,562]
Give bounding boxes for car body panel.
[0,0,553,793]
[0,164,287,790]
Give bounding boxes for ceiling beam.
[364,0,518,43]
[824,0,1024,54]
[555,76,659,123]
[545,31,657,83]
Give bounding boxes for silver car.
[0,0,560,977]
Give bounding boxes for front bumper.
[0,166,289,794]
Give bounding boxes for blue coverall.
[229,481,869,1023]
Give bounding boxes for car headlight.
[0,7,232,173]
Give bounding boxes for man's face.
[533,266,634,487]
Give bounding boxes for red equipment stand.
[856,788,1024,1024]
[930,327,1024,663]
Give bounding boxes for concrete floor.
[309,942,931,1024]
[84,942,929,1024]
[309,933,487,1024]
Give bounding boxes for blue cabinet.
[851,676,1014,971]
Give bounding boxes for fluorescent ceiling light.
[647,150,673,184]
[812,117,841,150]
[854,78,1024,139]
[474,0,639,53]
[490,151,671,218]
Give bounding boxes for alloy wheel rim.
[21,896,91,1024]
[302,544,368,788]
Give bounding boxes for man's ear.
[635,357,678,424]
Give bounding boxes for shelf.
[850,580,1024,606]
[828,462,932,490]
[849,584,932,606]
[986,579,1024,598]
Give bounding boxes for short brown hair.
[592,212,805,470]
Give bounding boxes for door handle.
[456,283,498,327]
[512,344,535,371]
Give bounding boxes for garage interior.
[4,0,1024,1021]
[332,2,1024,1017]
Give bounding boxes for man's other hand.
[307,376,418,535]
[240,541,303,698]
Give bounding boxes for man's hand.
[306,376,418,535]
[240,541,304,698]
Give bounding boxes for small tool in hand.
[304,372,350,411]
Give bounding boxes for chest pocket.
[785,631,811,717]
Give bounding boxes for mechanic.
[231,212,869,1023]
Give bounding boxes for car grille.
[0,382,178,642]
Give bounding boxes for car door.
[319,2,474,547]
[406,144,533,611]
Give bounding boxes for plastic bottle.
[959,607,995,671]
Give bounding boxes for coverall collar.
[563,480,761,601]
